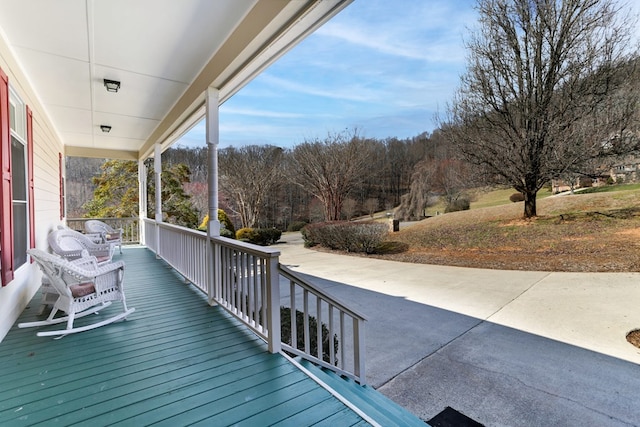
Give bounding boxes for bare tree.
[364,198,379,218]
[219,145,283,228]
[396,160,436,220]
[288,130,373,221]
[445,0,639,218]
[342,197,358,220]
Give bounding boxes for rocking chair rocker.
[20,249,135,337]
[85,220,123,254]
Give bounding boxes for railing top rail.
[67,217,139,221]
[141,219,280,259]
[155,221,208,239]
[278,264,368,321]
[212,236,281,259]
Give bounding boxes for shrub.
[509,192,525,202]
[579,177,593,188]
[236,227,256,241]
[252,228,282,246]
[445,197,470,213]
[301,221,388,254]
[300,225,317,247]
[280,307,338,364]
[236,227,282,245]
[219,227,235,239]
[198,209,236,238]
[287,221,308,232]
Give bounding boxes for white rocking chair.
[20,249,135,338]
[48,228,115,265]
[84,220,123,254]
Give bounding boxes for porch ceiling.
[0,0,352,160]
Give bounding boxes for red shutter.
[0,68,13,285]
[27,106,35,253]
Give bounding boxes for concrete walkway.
[276,232,640,426]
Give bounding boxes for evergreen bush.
[509,192,525,202]
[287,221,308,232]
[445,197,470,213]
[236,227,282,245]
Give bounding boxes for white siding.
[0,33,64,341]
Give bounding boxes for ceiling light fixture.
[103,79,121,93]
[100,125,112,133]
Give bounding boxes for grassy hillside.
[377,185,640,272]
[423,186,555,216]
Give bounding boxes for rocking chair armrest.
[64,259,125,284]
[92,260,126,276]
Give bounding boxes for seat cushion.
[95,255,111,264]
[70,282,96,298]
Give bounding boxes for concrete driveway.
[276,232,640,426]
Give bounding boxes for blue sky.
[177,0,639,149]
[176,0,478,148]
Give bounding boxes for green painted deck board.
[1,247,371,426]
[270,396,362,427]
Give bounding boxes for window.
[10,90,28,269]
[0,67,34,285]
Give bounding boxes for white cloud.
[315,0,476,63]
[220,107,305,119]
[257,74,378,103]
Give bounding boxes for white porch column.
[154,143,162,223]
[206,86,220,237]
[206,87,221,303]
[138,160,147,245]
[154,143,162,257]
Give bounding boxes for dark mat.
[427,406,484,427]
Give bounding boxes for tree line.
[66,129,462,229]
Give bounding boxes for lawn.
[377,185,640,272]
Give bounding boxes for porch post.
[206,86,220,237]
[138,160,147,245]
[154,143,162,257]
[206,86,221,302]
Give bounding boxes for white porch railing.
[141,218,367,384]
[156,221,209,294]
[279,265,367,383]
[213,236,282,354]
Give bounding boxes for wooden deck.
[0,247,370,426]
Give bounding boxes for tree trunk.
[523,191,537,218]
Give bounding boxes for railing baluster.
[290,280,296,350]
[252,257,262,325]
[316,298,323,361]
[303,289,310,354]
[340,311,346,372]
[329,304,335,367]
[260,263,267,335]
